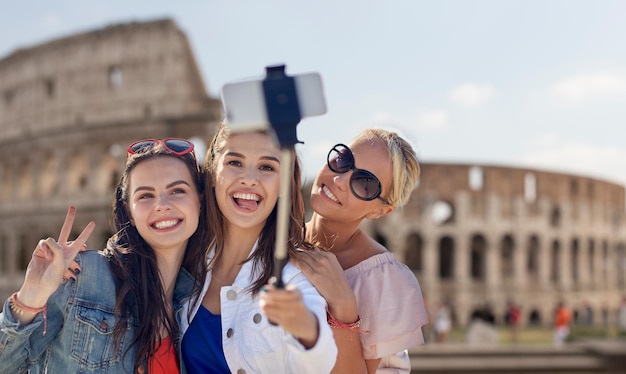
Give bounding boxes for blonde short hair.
[353,128,420,208]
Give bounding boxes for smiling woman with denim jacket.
[0,139,208,373]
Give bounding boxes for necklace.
[210,273,232,286]
[210,260,244,286]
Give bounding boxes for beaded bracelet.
[326,307,362,331]
[9,292,47,336]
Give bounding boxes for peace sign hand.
[17,206,96,309]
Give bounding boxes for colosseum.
[0,19,222,301]
[359,163,626,328]
[1,19,625,333]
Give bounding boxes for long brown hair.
[203,122,311,294]
[103,143,208,372]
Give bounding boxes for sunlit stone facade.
[361,163,626,327]
[0,19,221,301]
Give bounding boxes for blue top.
[182,305,229,373]
[0,250,195,374]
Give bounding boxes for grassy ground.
[430,325,624,346]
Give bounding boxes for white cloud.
[448,83,495,107]
[520,137,626,186]
[415,109,448,131]
[551,72,626,102]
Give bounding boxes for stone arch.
[0,163,13,201]
[44,77,55,98]
[588,238,596,287]
[439,236,455,279]
[527,235,540,276]
[469,304,495,324]
[67,149,88,192]
[571,238,580,284]
[18,233,31,271]
[109,64,123,89]
[404,232,423,272]
[617,242,625,290]
[550,206,562,228]
[570,178,578,196]
[98,144,123,194]
[602,240,609,286]
[528,308,542,325]
[551,240,561,284]
[501,234,515,279]
[40,151,60,198]
[17,158,33,200]
[470,234,486,281]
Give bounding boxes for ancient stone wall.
[0,19,222,300]
[362,163,626,328]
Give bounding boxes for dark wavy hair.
[203,122,312,294]
[102,143,208,372]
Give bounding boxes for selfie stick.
[221,64,326,288]
[262,65,304,288]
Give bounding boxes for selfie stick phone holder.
[263,65,303,289]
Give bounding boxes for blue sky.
[2,1,626,187]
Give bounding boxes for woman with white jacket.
[180,123,337,374]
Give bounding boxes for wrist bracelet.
[326,307,362,331]
[9,292,47,336]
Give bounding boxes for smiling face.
[212,131,281,237]
[127,156,201,254]
[310,137,393,221]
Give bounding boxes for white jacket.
[180,243,337,374]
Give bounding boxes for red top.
[148,336,180,374]
[555,308,571,328]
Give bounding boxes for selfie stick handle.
[263,65,302,288]
[272,149,292,288]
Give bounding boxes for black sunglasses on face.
[327,143,390,205]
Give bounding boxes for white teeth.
[154,220,179,229]
[233,192,260,201]
[322,186,339,203]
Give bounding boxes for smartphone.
[221,69,327,131]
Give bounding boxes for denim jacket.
[0,250,195,374]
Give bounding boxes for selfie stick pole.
[262,65,302,288]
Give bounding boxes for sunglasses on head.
[327,143,390,205]
[127,138,198,170]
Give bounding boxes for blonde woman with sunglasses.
[0,139,209,373]
[294,128,429,374]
